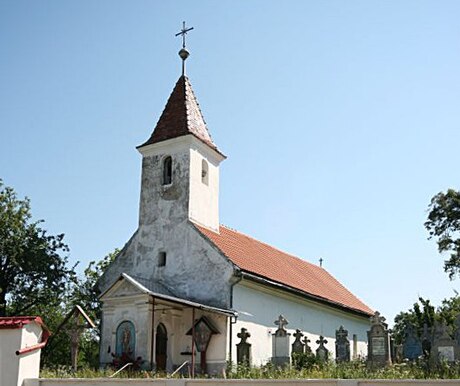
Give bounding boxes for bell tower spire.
[136,25,225,232]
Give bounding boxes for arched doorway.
[155,323,168,371]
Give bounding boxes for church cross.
[175,21,194,49]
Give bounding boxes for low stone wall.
[23,379,460,386]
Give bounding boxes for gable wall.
[231,280,370,365]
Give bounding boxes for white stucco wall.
[231,280,370,366]
[0,322,42,386]
[100,292,153,367]
[188,141,223,232]
[0,328,22,386]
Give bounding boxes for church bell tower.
[136,25,225,233]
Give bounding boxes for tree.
[42,249,119,369]
[425,189,460,279]
[0,180,75,316]
[392,297,435,345]
[70,248,119,322]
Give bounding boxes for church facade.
[97,71,373,374]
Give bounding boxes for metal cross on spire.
[176,21,194,48]
[175,21,194,76]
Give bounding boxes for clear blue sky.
[1,1,459,325]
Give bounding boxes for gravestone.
[291,329,305,355]
[367,311,391,368]
[431,321,459,364]
[335,325,350,362]
[454,314,460,345]
[421,323,432,358]
[271,315,291,367]
[316,335,329,362]
[303,335,312,354]
[236,328,251,366]
[402,323,422,360]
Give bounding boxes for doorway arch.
[155,323,168,371]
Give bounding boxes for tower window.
[162,156,172,185]
[201,159,209,185]
[158,251,167,267]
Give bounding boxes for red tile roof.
[195,224,373,316]
[139,75,222,155]
[0,316,47,330]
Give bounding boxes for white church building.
[97,39,373,374]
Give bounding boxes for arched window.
[201,159,209,185]
[162,156,172,185]
[116,321,136,357]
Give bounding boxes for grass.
[40,358,460,380]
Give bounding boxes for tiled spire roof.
[139,75,221,153]
[195,224,373,316]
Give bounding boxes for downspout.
[228,270,242,363]
[16,329,51,356]
[150,296,155,370]
[191,307,196,378]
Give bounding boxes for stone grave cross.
[303,336,312,354]
[291,329,305,355]
[236,327,251,365]
[316,335,329,362]
[271,315,291,367]
[335,325,350,362]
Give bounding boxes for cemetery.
[5,307,460,385]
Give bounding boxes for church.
[97,28,373,374]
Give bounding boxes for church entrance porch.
[99,273,236,375]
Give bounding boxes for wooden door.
[155,323,167,371]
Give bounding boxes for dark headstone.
[335,326,350,362]
[271,315,291,367]
[236,328,251,366]
[421,323,432,358]
[367,311,391,368]
[291,329,305,354]
[454,314,460,345]
[316,335,329,362]
[402,323,422,360]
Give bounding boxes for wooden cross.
[175,21,194,49]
